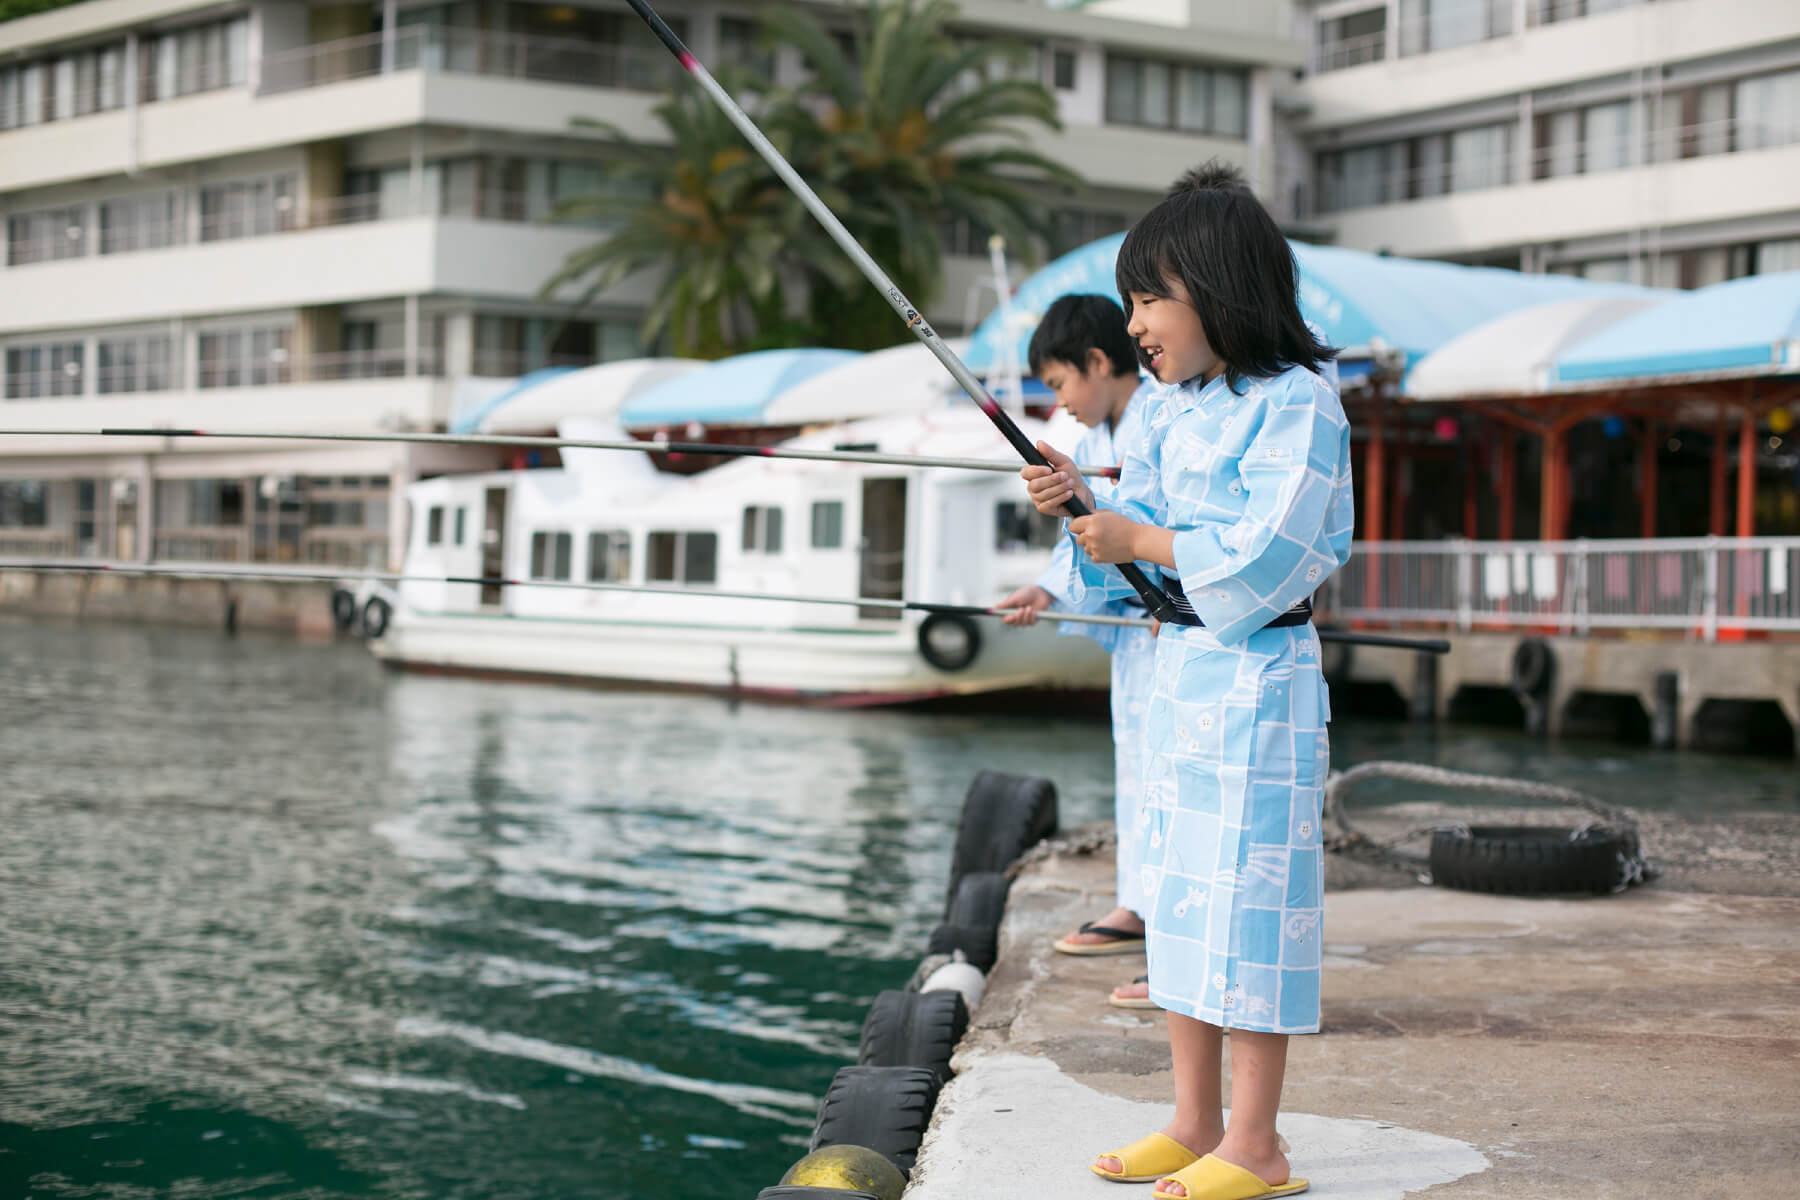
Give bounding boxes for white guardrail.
[1316,537,1800,640]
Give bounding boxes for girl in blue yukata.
[1023,161,1354,1200]
[995,294,1160,1008]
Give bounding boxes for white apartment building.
[0,0,1300,570]
[1292,0,1800,283]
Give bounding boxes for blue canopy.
[1553,271,1800,386]
[618,348,863,429]
[963,235,1645,377]
[450,367,576,435]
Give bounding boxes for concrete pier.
[909,830,1800,1198]
[0,567,338,636]
[1340,630,1800,752]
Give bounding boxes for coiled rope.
[1323,760,1656,890]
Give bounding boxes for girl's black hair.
[1026,294,1138,378]
[1115,160,1336,392]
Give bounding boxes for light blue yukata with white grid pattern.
[1063,362,1353,1033]
[1034,382,1157,916]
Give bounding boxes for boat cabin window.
[529,531,572,581]
[741,505,784,554]
[811,500,844,549]
[587,530,630,582]
[425,505,444,546]
[994,501,1061,552]
[453,507,467,546]
[647,531,717,584]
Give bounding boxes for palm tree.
[538,72,840,359]
[543,0,1078,356]
[765,0,1082,348]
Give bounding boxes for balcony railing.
[257,27,676,97]
[2,349,445,400]
[1317,537,1800,639]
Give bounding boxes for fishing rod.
[616,0,1179,625]
[0,427,1122,479]
[5,560,1452,651]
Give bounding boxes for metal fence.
[1317,537,1800,638]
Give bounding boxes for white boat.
[362,407,1112,705]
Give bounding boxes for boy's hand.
[997,585,1054,627]
[1021,441,1093,517]
[1070,512,1142,564]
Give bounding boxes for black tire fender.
[916,612,981,672]
[361,595,392,639]
[330,588,359,632]
[926,922,997,972]
[1510,638,1555,698]
[945,771,1057,907]
[944,870,1010,928]
[1429,825,1636,896]
[857,989,969,1084]
[809,1065,942,1176]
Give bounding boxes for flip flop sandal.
[1152,1154,1309,1200]
[1107,975,1158,1010]
[1052,921,1146,956]
[1089,1132,1200,1183]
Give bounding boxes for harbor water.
[2,619,1795,1199]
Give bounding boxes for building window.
[811,501,844,549]
[0,481,50,528]
[1105,56,1247,137]
[530,531,573,580]
[0,42,127,130]
[994,501,1061,552]
[3,342,85,399]
[6,208,88,266]
[454,507,467,546]
[199,175,299,242]
[197,327,293,388]
[1735,67,1800,153]
[1316,121,1513,213]
[426,506,445,545]
[1398,0,1512,57]
[587,529,630,580]
[99,192,183,254]
[718,16,776,80]
[1052,48,1077,91]
[1052,208,1130,254]
[1532,0,1652,26]
[1316,7,1386,73]
[138,17,248,102]
[741,505,784,553]
[646,531,718,584]
[97,334,175,395]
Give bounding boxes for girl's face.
[1125,276,1221,385]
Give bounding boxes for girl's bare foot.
[1092,1119,1220,1178]
[1111,978,1149,1004]
[1157,1135,1292,1196]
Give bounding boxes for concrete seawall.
[908,827,1800,1198]
[0,568,338,637]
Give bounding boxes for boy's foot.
[1052,906,1145,956]
[1107,975,1156,1009]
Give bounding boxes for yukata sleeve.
[1171,369,1354,644]
[1064,393,1168,607]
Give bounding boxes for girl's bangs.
[1114,209,1180,302]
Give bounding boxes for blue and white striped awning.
[1553,271,1800,387]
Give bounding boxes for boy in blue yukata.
[996,294,1158,1008]
[1024,162,1354,1200]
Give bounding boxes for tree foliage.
[545,0,1079,358]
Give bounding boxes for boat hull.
[368,611,1112,706]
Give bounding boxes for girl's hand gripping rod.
[617,0,1181,625]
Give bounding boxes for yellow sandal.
[1151,1154,1309,1200]
[1090,1132,1201,1184]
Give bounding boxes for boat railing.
[1317,536,1800,640]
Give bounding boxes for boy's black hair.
[1026,293,1138,379]
[1115,160,1336,391]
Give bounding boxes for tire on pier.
[810,1065,942,1176]
[858,988,969,1085]
[1429,825,1637,896]
[925,872,1010,971]
[945,771,1057,909]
